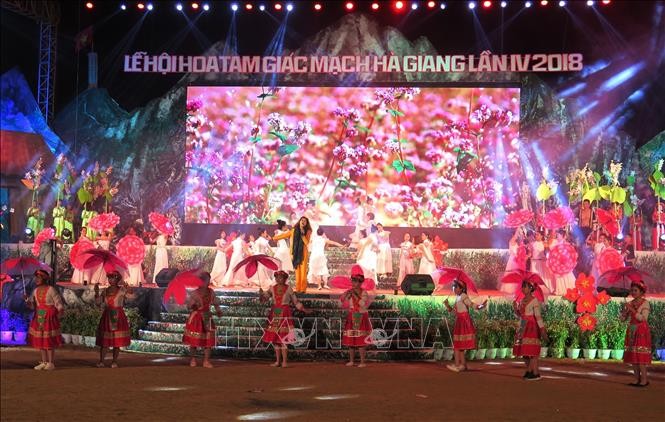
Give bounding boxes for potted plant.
[548,321,567,359]
[59,309,74,344]
[608,320,626,360]
[566,325,581,359]
[0,309,14,343]
[82,306,100,347]
[70,308,84,345]
[581,330,598,359]
[597,325,611,360]
[501,322,516,359]
[475,319,488,360]
[495,321,509,359]
[486,327,498,360]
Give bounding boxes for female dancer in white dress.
[549,231,577,295]
[250,228,275,289]
[417,233,437,276]
[530,231,554,293]
[124,227,145,286]
[152,233,169,283]
[91,230,112,285]
[499,230,524,295]
[210,230,227,286]
[71,227,93,284]
[221,232,251,287]
[308,228,344,290]
[589,232,608,281]
[356,228,379,282]
[397,233,415,288]
[375,223,393,279]
[273,220,294,272]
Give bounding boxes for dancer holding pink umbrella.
[181,271,222,368]
[116,228,146,286]
[70,227,94,284]
[149,212,174,283]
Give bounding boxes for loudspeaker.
[155,268,179,287]
[401,274,435,296]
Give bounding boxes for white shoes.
[446,364,461,372]
[34,362,47,370]
[43,363,55,371]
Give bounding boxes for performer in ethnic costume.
[499,230,527,295]
[259,270,307,368]
[273,220,294,272]
[396,233,415,292]
[25,270,64,370]
[273,216,312,293]
[549,230,576,295]
[210,230,227,286]
[652,202,665,251]
[91,230,113,285]
[94,271,135,368]
[71,227,94,284]
[530,231,554,293]
[444,280,487,372]
[341,265,373,368]
[513,277,548,381]
[221,232,251,287]
[182,272,222,368]
[622,279,651,387]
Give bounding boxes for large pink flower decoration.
[598,248,624,274]
[547,242,578,275]
[31,228,55,257]
[541,206,575,230]
[504,209,534,228]
[116,235,146,265]
[576,293,598,314]
[577,313,597,332]
[87,212,120,232]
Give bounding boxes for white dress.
[222,237,247,287]
[499,242,522,295]
[307,235,329,280]
[250,237,273,288]
[591,242,606,281]
[71,237,93,284]
[274,230,294,272]
[357,234,378,281]
[152,234,169,283]
[91,239,110,285]
[210,238,227,285]
[550,239,577,296]
[126,263,145,286]
[417,239,437,275]
[397,241,415,286]
[530,241,554,293]
[376,231,393,275]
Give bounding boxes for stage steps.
[126,291,440,361]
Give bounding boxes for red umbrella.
[0,273,14,296]
[69,237,95,270]
[163,269,204,305]
[598,266,653,286]
[232,254,280,288]
[329,275,376,291]
[149,212,174,235]
[595,208,620,237]
[598,248,624,274]
[541,206,575,230]
[504,270,546,302]
[78,249,128,283]
[1,256,52,294]
[432,267,478,294]
[504,209,534,228]
[116,235,146,265]
[87,212,120,233]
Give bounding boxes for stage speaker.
[401,274,435,296]
[155,268,179,287]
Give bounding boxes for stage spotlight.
[482,0,491,8]
[601,0,610,4]
[286,3,293,11]
[314,2,322,10]
[259,4,266,11]
[176,3,183,11]
[120,3,127,10]
[525,1,532,7]
[274,3,282,10]
[616,233,624,241]
[24,227,34,242]
[395,1,405,10]
[427,1,436,8]
[231,3,238,11]
[191,2,199,10]
[85,2,93,9]
[440,2,446,9]
[586,0,594,5]
[62,228,73,242]
[660,233,665,241]
[146,2,153,10]
[202,3,209,10]
[558,1,566,6]
[540,0,548,5]
[501,1,507,7]
[137,2,145,10]
[468,1,476,9]
[411,2,418,10]
[246,3,253,10]
[371,2,380,10]
[345,2,354,11]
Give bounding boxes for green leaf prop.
[593,172,602,184]
[536,182,553,201]
[598,185,612,200]
[277,144,299,156]
[610,187,626,204]
[388,109,405,117]
[583,188,601,202]
[77,188,92,205]
[623,201,633,217]
[269,131,288,142]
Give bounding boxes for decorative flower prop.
[596,290,611,305]
[577,313,597,332]
[31,228,55,257]
[564,288,580,303]
[87,212,120,233]
[576,293,598,314]
[504,209,534,228]
[69,237,95,270]
[541,206,575,230]
[116,235,146,265]
[598,248,624,274]
[574,273,595,293]
[149,212,174,235]
[547,242,578,275]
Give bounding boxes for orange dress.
[273,229,311,293]
[27,286,64,349]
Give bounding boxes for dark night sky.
[1,1,663,144]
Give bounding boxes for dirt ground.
[1,347,664,422]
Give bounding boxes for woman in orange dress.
[94,271,135,368]
[25,270,64,370]
[182,272,222,368]
[622,279,651,387]
[260,270,306,368]
[272,216,312,293]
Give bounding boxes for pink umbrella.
[149,212,174,235]
[541,206,575,230]
[116,235,146,265]
[232,254,280,288]
[78,249,128,283]
[598,248,624,274]
[163,269,204,305]
[595,209,620,237]
[69,237,95,270]
[504,209,534,228]
[1,256,52,294]
[431,267,478,294]
[547,242,578,275]
[87,212,120,233]
[329,264,376,291]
